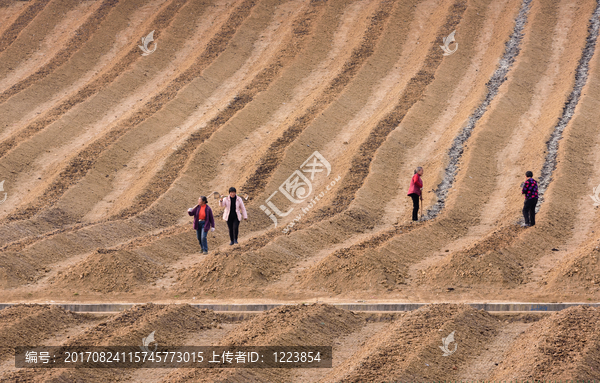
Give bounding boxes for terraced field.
[1,0,600,380]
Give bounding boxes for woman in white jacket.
[219,187,248,245]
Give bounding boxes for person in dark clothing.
[188,196,215,254]
[219,187,247,245]
[521,171,538,227]
[228,194,239,244]
[407,167,424,221]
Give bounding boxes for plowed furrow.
[299,0,546,294]
[457,321,531,380]
[0,0,119,104]
[308,0,468,223]
[0,2,30,39]
[330,304,498,382]
[0,304,94,361]
[0,319,106,379]
[537,0,600,205]
[422,0,600,292]
[543,239,600,296]
[0,0,271,252]
[182,0,467,292]
[5,304,223,382]
[5,0,257,222]
[0,0,221,239]
[191,0,465,273]
[0,0,359,260]
[250,0,496,296]
[0,0,168,143]
[162,304,363,383]
[0,221,91,254]
[284,0,518,265]
[349,0,582,290]
[0,0,49,54]
[0,0,316,291]
[113,1,322,221]
[387,0,594,298]
[0,0,101,94]
[125,322,238,382]
[417,0,585,269]
[424,0,532,220]
[172,0,465,296]
[1,304,598,381]
[0,0,186,160]
[241,0,396,197]
[150,0,396,272]
[85,0,359,241]
[0,0,352,291]
[490,306,600,380]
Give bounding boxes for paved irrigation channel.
[0,302,598,313]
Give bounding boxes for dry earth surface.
[1,0,600,380]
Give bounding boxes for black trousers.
[227,217,240,242]
[409,193,420,221]
[523,198,538,226]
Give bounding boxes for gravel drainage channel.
[536,0,600,211]
[424,0,533,220]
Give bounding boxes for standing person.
[188,196,215,254]
[407,167,424,221]
[219,187,247,245]
[521,171,538,227]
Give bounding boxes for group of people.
[407,168,539,226]
[187,187,247,254]
[189,170,539,253]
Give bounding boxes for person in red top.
[188,196,215,254]
[407,167,424,221]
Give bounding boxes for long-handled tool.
[212,191,249,201]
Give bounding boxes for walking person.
[407,167,424,222]
[219,187,247,245]
[188,196,215,254]
[521,171,538,227]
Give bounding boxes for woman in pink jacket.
[407,167,423,221]
[219,187,248,245]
